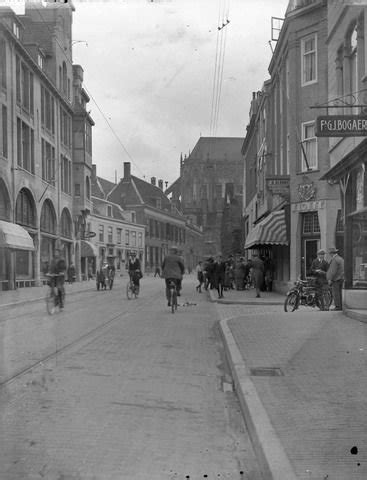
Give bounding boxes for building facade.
[108,162,203,273]
[242,0,341,292]
[168,137,244,257]
[321,1,367,310]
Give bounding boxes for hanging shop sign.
[316,115,367,137]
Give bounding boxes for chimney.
[151,177,156,186]
[158,179,163,190]
[123,162,131,180]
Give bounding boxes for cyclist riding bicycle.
[128,251,142,289]
[48,248,67,309]
[161,246,185,306]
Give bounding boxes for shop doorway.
[302,239,318,278]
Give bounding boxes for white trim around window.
[301,33,317,86]
[301,121,318,172]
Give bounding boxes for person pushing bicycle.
[161,246,185,306]
[128,251,142,290]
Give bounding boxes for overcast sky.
[15,0,288,185]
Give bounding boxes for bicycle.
[167,278,178,313]
[126,272,140,300]
[45,273,65,315]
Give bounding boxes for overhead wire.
[33,4,145,178]
[209,0,230,137]
[213,0,230,136]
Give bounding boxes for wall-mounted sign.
[316,115,367,137]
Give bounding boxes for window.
[60,209,72,238]
[37,53,44,70]
[0,38,6,90]
[125,230,130,245]
[108,226,113,244]
[86,176,91,200]
[200,184,208,199]
[13,22,19,39]
[60,107,71,147]
[215,184,223,198]
[85,122,92,154]
[16,57,34,114]
[302,212,320,234]
[74,183,80,197]
[117,228,122,244]
[99,225,104,242]
[301,121,317,171]
[17,119,35,173]
[40,200,56,234]
[61,155,71,194]
[62,61,67,96]
[138,232,142,247]
[131,231,136,246]
[41,86,55,134]
[15,188,35,227]
[2,106,7,158]
[107,205,112,217]
[41,138,55,184]
[302,34,317,85]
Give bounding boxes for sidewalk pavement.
[211,287,367,480]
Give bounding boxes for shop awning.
[245,210,288,249]
[0,220,35,251]
[81,240,98,257]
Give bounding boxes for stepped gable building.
[167,137,243,257]
[108,162,203,273]
[90,164,145,275]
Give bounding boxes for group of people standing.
[195,253,273,299]
[310,247,345,311]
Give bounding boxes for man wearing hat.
[310,249,329,309]
[326,247,344,311]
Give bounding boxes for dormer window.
[107,205,112,217]
[13,23,19,39]
[37,53,44,70]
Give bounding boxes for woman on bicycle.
[161,246,185,306]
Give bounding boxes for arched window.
[40,199,56,234]
[0,179,11,221]
[60,208,72,238]
[86,176,91,200]
[15,188,35,227]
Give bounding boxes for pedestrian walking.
[326,246,344,310]
[213,254,226,298]
[249,253,264,298]
[195,261,204,292]
[67,262,76,284]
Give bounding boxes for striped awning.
[81,240,98,257]
[245,210,288,249]
[0,220,35,251]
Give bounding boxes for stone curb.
[219,318,297,480]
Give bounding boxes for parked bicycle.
[45,273,65,315]
[284,277,332,312]
[167,278,178,313]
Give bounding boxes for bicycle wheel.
[126,281,133,300]
[284,292,299,312]
[46,289,56,315]
[323,289,333,310]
